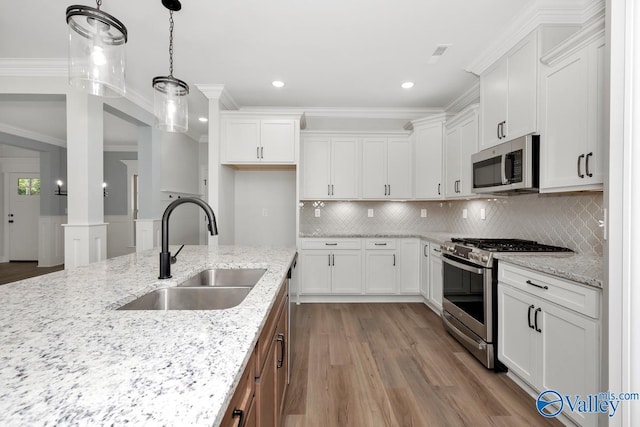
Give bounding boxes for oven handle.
[442,255,485,275]
[442,312,487,351]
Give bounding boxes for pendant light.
[153,0,189,133]
[66,0,128,97]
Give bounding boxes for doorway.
[8,173,40,261]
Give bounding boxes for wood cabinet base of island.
[222,279,289,427]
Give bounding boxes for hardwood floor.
[0,261,64,286]
[283,303,562,427]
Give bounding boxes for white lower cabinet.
[364,238,398,294]
[420,241,430,298]
[498,263,600,427]
[299,239,362,295]
[427,243,443,313]
[331,251,363,294]
[399,239,420,294]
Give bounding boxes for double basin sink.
[118,268,266,311]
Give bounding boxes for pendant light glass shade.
[153,2,189,133]
[153,76,189,133]
[66,4,128,97]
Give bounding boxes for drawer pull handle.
[527,304,535,329]
[325,243,338,246]
[277,333,285,368]
[534,307,542,333]
[526,280,548,290]
[374,243,387,246]
[232,408,245,427]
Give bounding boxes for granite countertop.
[0,245,296,426]
[494,253,603,289]
[299,231,457,244]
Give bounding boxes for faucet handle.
[170,244,185,264]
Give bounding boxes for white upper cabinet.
[413,117,446,199]
[480,32,538,149]
[362,137,412,199]
[445,106,479,198]
[539,20,605,193]
[301,136,359,199]
[221,113,301,165]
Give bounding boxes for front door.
[8,173,40,261]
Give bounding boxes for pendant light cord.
[96,0,102,9]
[169,10,174,77]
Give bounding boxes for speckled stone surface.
[299,231,460,244]
[0,245,296,427]
[494,253,603,288]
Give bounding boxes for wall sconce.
[55,180,68,196]
[312,201,325,208]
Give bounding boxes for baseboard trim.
[298,294,426,303]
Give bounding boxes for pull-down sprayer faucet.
[159,197,218,279]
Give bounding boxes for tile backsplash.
[299,193,604,256]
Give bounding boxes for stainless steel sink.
[178,268,266,288]
[117,286,252,310]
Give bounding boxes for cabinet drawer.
[365,239,396,249]
[221,349,255,427]
[498,262,599,318]
[300,238,361,250]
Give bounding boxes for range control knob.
[482,255,489,262]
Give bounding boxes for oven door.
[441,255,493,342]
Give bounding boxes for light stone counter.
[494,253,603,288]
[299,231,460,244]
[0,245,296,427]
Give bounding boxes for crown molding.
[0,122,66,147]
[540,12,605,66]
[405,112,455,131]
[301,129,411,137]
[194,84,239,110]
[0,58,67,77]
[444,83,480,113]
[445,103,480,128]
[465,0,604,76]
[263,106,441,120]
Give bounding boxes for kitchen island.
[0,245,296,426]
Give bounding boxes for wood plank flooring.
[283,303,562,427]
[0,261,64,285]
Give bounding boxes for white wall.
[161,133,200,194]
[233,169,296,247]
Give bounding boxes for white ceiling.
[0,0,594,145]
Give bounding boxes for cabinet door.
[506,33,538,140]
[365,251,397,294]
[387,138,413,198]
[331,138,359,198]
[428,247,443,312]
[299,251,332,294]
[586,39,606,186]
[260,120,295,163]
[414,124,444,199]
[444,126,460,198]
[538,300,599,427]
[458,114,478,197]
[480,58,508,150]
[224,119,260,163]
[420,242,430,299]
[256,339,277,427]
[362,138,388,198]
[540,48,590,191]
[497,284,538,388]
[399,239,420,294]
[276,300,289,419]
[302,137,331,198]
[331,250,363,294]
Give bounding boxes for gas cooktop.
[450,238,574,253]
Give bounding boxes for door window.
[17,178,41,196]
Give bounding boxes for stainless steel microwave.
[471,135,539,194]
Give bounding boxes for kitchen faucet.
[159,197,218,279]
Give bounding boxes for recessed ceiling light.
[198,117,208,122]
[401,82,415,89]
[272,80,285,88]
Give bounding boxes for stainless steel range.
[440,238,572,370]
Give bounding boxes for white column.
[135,126,163,251]
[63,91,107,268]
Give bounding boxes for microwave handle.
[501,154,509,185]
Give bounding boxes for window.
[17,178,41,196]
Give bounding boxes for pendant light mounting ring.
[152,76,189,95]
[162,0,182,12]
[66,5,128,44]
